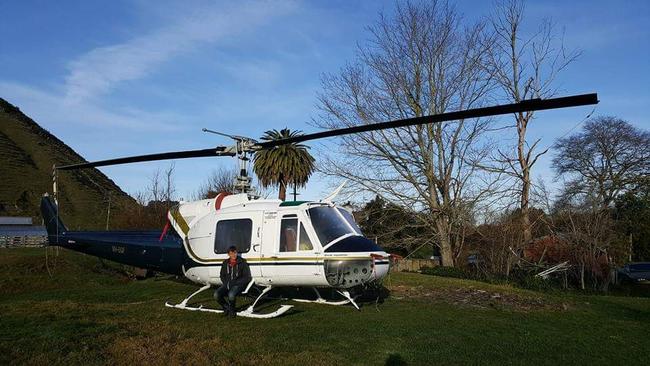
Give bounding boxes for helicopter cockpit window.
[214,219,252,254]
[299,224,313,250]
[337,208,362,235]
[308,206,356,246]
[279,217,298,252]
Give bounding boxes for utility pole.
[52,165,58,205]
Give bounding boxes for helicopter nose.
[323,259,373,287]
[323,256,390,288]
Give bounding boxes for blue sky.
[1,0,648,202]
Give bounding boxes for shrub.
[421,265,563,292]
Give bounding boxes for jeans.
[214,284,242,310]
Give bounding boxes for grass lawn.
[1,248,648,365]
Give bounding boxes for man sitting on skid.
[214,246,251,317]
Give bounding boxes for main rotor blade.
[57,146,236,170]
[256,93,598,149]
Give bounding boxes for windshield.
[337,208,362,235]
[308,206,356,245]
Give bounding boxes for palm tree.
[253,128,315,201]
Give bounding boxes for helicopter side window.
[214,219,252,254]
[279,217,298,252]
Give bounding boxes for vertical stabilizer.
[40,194,67,244]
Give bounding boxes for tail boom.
[40,195,185,275]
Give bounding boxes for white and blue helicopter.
[41,93,598,318]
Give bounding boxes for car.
[618,262,650,284]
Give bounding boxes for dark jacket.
[220,256,251,289]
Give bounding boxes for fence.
[392,258,439,272]
[0,236,47,248]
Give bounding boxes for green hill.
[0,98,136,229]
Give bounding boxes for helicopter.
[40,93,598,318]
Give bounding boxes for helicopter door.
[260,212,321,286]
[211,211,264,281]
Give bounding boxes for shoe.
[228,302,237,318]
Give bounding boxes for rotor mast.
[202,128,260,194]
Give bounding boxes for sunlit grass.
[1,248,648,365]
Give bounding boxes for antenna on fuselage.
[322,180,347,203]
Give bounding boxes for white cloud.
[0,81,182,131]
[0,1,298,132]
[63,1,296,105]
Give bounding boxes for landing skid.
[165,283,293,319]
[293,288,360,310]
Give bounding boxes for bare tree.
[163,163,176,203]
[194,167,237,199]
[121,164,177,229]
[316,1,496,266]
[148,168,162,202]
[473,209,523,276]
[473,182,553,276]
[486,0,580,243]
[142,163,176,204]
[553,116,650,208]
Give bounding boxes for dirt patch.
[390,284,570,311]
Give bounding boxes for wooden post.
[105,192,111,230]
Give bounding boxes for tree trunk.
[278,181,287,201]
[436,219,454,267]
[440,241,454,268]
[518,118,532,244]
[521,206,531,244]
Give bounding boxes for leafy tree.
[356,195,431,256]
[357,195,387,241]
[614,185,650,262]
[253,128,315,201]
[553,116,650,208]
